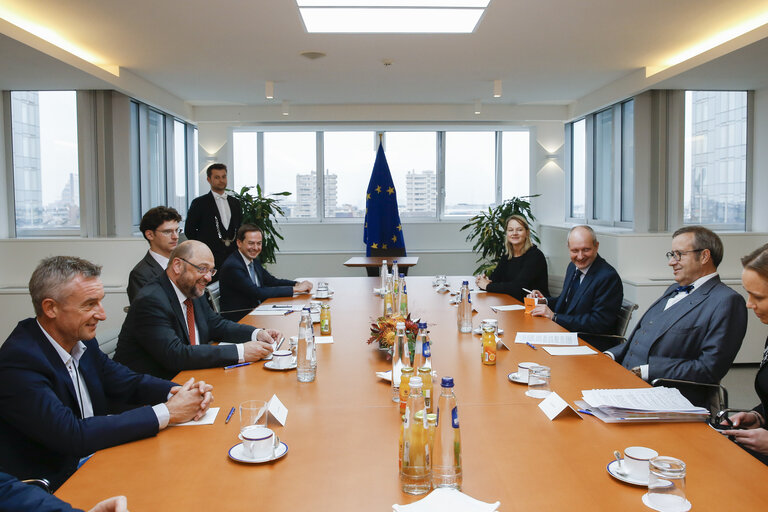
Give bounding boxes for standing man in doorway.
[185,163,242,279]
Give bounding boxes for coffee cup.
[524,296,541,314]
[316,282,329,297]
[517,361,538,380]
[239,425,275,459]
[272,349,293,369]
[623,446,658,480]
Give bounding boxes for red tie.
[184,298,197,346]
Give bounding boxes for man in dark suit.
[0,256,213,491]
[529,225,623,336]
[184,163,242,279]
[127,206,182,303]
[218,224,313,321]
[0,470,127,511]
[607,226,747,387]
[114,240,279,380]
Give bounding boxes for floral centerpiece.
[368,314,419,359]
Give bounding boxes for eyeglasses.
[665,249,704,262]
[156,228,180,236]
[179,257,217,276]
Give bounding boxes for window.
[620,101,634,222]
[171,120,188,216]
[593,109,614,221]
[570,119,586,219]
[147,110,166,209]
[232,127,530,222]
[683,91,747,228]
[10,91,80,234]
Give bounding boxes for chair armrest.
[21,478,51,493]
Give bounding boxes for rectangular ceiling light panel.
[299,7,485,33]
[297,1,490,7]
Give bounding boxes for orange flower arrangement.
[368,313,419,350]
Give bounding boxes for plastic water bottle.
[413,322,427,370]
[297,307,316,382]
[457,281,472,333]
[399,275,408,317]
[392,260,399,284]
[380,259,388,294]
[432,376,462,489]
[392,321,406,403]
[401,376,431,495]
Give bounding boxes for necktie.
[248,261,257,284]
[672,284,694,296]
[183,298,197,346]
[565,270,582,305]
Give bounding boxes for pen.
[577,409,594,416]
[526,342,538,350]
[271,305,293,309]
[522,288,533,295]
[225,407,235,423]
[224,362,253,370]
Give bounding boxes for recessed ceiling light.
[300,51,327,60]
[296,1,490,34]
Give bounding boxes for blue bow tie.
[672,284,694,296]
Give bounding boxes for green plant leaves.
[229,186,290,265]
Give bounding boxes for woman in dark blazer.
[475,214,549,301]
[724,243,768,463]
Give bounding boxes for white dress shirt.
[239,250,259,285]
[148,250,170,270]
[211,190,231,229]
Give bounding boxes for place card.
[267,394,288,426]
[538,392,583,421]
[315,336,334,344]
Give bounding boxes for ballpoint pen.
[225,407,235,423]
[526,342,538,350]
[224,362,253,370]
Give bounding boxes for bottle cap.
[441,376,455,387]
[418,322,427,329]
[396,321,405,329]
[393,260,398,263]
[427,413,437,424]
[382,259,387,264]
[462,280,469,285]
[409,376,423,389]
[399,273,405,278]
[303,306,311,311]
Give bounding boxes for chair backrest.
[206,281,221,313]
[614,299,639,337]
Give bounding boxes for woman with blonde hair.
[475,214,549,301]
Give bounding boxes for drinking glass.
[526,365,551,399]
[646,456,689,512]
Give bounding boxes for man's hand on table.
[167,378,215,423]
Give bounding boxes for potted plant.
[460,195,540,276]
[229,185,290,265]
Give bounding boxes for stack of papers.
[577,387,709,423]
[514,332,578,346]
[490,304,525,312]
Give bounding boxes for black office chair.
[578,299,639,352]
[365,248,408,277]
[205,282,221,312]
[652,377,729,421]
[21,478,51,493]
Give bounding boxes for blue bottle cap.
[399,273,405,278]
[462,280,469,285]
[441,376,454,387]
[418,322,427,329]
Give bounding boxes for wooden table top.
[344,256,419,267]
[56,277,768,511]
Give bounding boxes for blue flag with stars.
[364,144,406,256]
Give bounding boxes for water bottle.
[413,322,427,370]
[392,260,399,284]
[297,307,316,382]
[457,281,472,333]
[392,321,406,403]
[401,376,431,495]
[383,274,395,317]
[399,275,408,317]
[380,259,388,294]
[432,376,462,490]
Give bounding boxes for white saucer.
[606,460,648,486]
[525,390,551,399]
[264,360,297,371]
[312,291,333,299]
[473,327,504,335]
[507,372,527,384]
[229,441,288,464]
[641,492,691,512]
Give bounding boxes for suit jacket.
[184,191,242,273]
[114,273,256,380]
[547,254,623,334]
[0,470,82,511]
[0,319,173,491]
[607,276,747,384]
[219,251,296,321]
[127,251,164,304]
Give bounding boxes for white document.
[315,336,334,344]
[538,392,583,421]
[514,332,578,346]
[490,304,526,312]
[267,394,288,426]
[543,346,597,356]
[170,407,219,426]
[248,309,290,316]
[581,387,706,412]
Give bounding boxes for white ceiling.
[1,0,768,110]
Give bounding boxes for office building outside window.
[444,131,495,216]
[10,91,80,233]
[684,91,747,228]
[264,132,317,218]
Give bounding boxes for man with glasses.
[127,206,183,303]
[114,241,279,380]
[607,226,747,396]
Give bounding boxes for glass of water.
[645,456,690,512]
[525,365,551,399]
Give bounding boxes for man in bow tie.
[607,226,747,394]
[185,163,242,281]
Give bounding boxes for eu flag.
[364,144,406,256]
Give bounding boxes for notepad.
[248,309,291,316]
[170,407,219,426]
[490,304,526,312]
[514,332,578,345]
[543,346,597,356]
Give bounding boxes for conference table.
[57,277,768,510]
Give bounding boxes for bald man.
[114,241,281,380]
[528,225,623,338]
